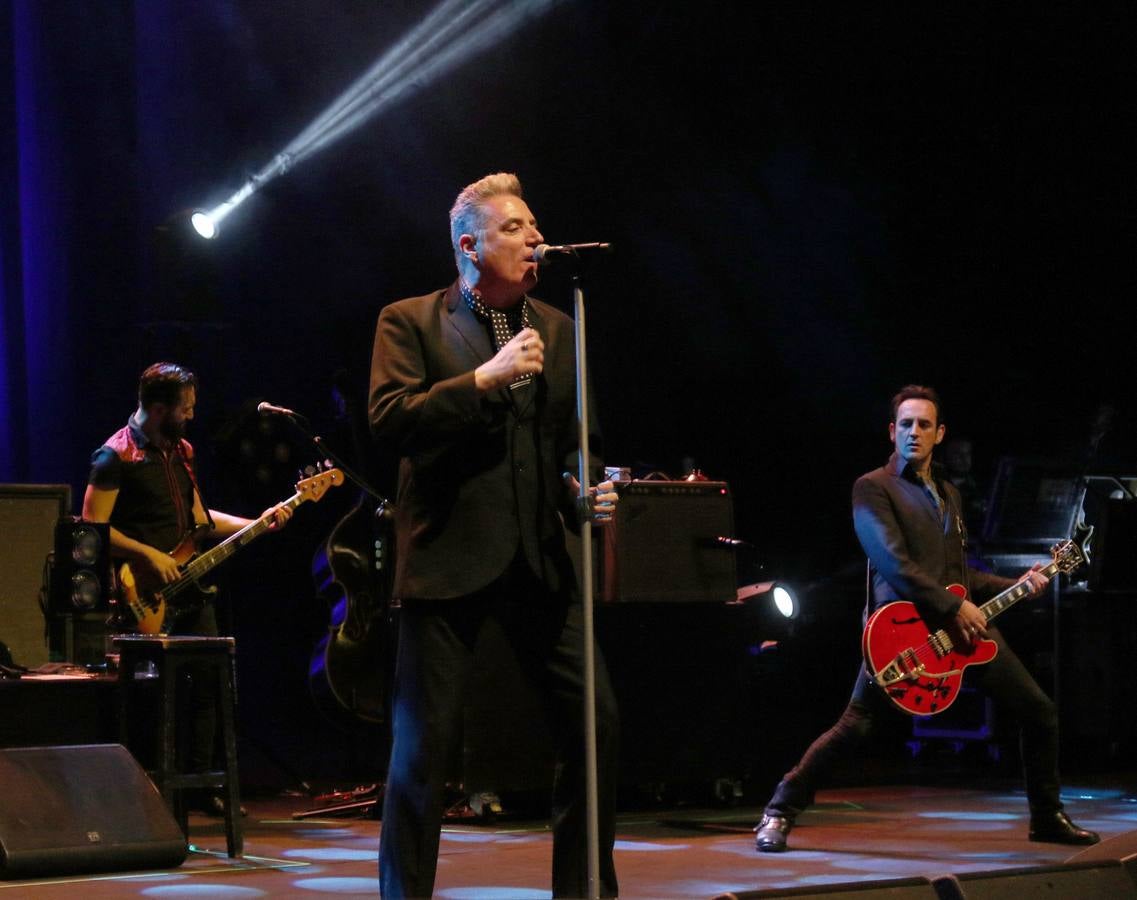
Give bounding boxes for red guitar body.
[862,584,998,716]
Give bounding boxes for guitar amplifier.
[600,480,736,603]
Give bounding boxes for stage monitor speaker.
[601,480,736,603]
[0,484,71,668]
[1065,826,1137,866]
[0,743,187,879]
[951,859,1137,899]
[713,874,947,898]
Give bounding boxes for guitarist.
[82,361,292,814]
[754,385,1098,852]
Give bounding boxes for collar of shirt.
[460,280,530,338]
[127,411,151,449]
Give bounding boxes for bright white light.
[190,211,217,239]
[191,0,563,238]
[772,585,796,618]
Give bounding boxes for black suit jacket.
[369,282,599,601]
[853,451,1013,626]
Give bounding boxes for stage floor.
[3,782,1137,897]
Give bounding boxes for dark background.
[2,2,1135,799]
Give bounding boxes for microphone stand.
[270,407,395,821]
[273,410,391,511]
[571,265,601,900]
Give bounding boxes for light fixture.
[735,580,799,620]
[190,210,217,240]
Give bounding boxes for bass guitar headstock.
[296,467,345,504]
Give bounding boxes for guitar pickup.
[928,630,953,656]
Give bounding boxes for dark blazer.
[369,282,599,601]
[853,451,1013,625]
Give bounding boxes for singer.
[369,172,620,898]
[82,361,292,815]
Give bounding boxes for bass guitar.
[118,468,344,635]
[862,525,1090,716]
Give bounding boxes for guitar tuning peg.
[303,465,316,477]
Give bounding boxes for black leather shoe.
[1029,811,1099,845]
[754,814,792,852]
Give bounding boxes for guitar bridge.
[874,650,926,688]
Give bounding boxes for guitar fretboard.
[164,490,306,599]
[978,559,1063,623]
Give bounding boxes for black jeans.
[766,625,1061,820]
[378,555,620,899]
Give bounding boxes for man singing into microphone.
[369,172,620,898]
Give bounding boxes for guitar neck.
[180,490,307,583]
[979,558,1060,623]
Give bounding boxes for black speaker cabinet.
[0,743,186,879]
[0,484,71,668]
[601,480,736,603]
[49,518,112,616]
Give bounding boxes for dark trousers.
[766,625,1061,820]
[378,556,620,899]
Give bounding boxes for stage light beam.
[191,0,563,238]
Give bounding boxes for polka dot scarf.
[461,280,534,389]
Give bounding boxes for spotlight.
[772,585,797,618]
[735,580,799,620]
[190,211,217,240]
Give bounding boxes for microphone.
[531,242,612,264]
[257,401,300,418]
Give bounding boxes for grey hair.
[449,172,524,267]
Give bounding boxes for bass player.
[753,384,1099,852]
[82,361,292,815]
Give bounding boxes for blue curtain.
[2,1,79,487]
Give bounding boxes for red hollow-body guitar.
[862,528,1090,716]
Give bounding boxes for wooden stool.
[114,634,243,857]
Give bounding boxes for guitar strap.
[944,484,972,598]
[175,440,216,534]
